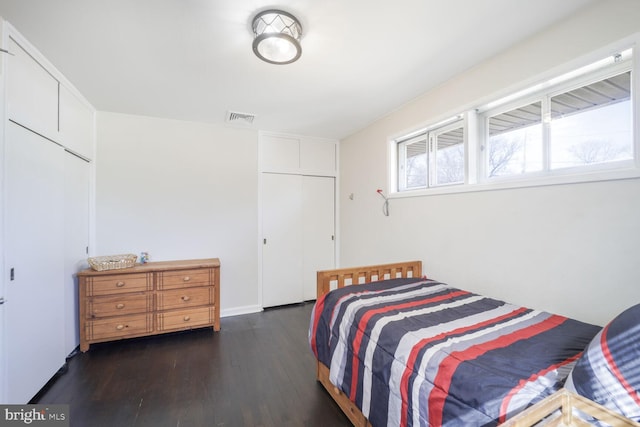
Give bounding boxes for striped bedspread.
[309,277,601,426]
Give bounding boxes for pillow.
[565,303,640,421]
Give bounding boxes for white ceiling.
[0,0,599,140]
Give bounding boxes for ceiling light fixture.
[252,9,302,65]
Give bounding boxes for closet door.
[262,173,303,307]
[59,85,94,159]
[64,153,90,356]
[5,122,65,403]
[0,282,5,403]
[302,176,335,300]
[7,37,59,139]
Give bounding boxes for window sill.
[390,166,640,199]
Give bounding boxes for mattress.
[310,277,601,426]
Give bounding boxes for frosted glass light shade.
[252,10,302,64]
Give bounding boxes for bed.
[309,261,640,426]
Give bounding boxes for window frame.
[481,98,545,180]
[394,116,466,193]
[397,133,428,192]
[479,58,635,184]
[431,121,466,187]
[389,38,640,198]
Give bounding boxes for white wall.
[339,0,640,326]
[96,112,260,315]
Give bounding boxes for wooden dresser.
[78,258,220,352]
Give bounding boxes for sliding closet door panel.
[5,122,65,403]
[0,290,4,403]
[262,173,303,307]
[302,176,335,300]
[64,153,90,356]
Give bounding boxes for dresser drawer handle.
[181,296,190,302]
[116,281,125,287]
[183,316,191,322]
[183,276,191,282]
[116,324,125,330]
[116,303,125,309]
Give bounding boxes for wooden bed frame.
[501,388,640,426]
[314,260,639,427]
[315,260,422,427]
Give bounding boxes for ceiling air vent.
[225,111,256,126]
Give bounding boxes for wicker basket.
[88,254,138,271]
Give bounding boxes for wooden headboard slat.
[316,260,422,298]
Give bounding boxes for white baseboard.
[220,304,263,318]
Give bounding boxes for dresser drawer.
[85,273,152,296]
[85,313,153,341]
[156,306,214,332]
[87,293,152,318]
[157,268,212,290]
[157,287,214,310]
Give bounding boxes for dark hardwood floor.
[34,302,351,427]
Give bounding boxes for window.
[487,101,543,177]
[482,50,633,181]
[398,135,427,190]
[549,71,632,170]
[434,124,465,185]
[397,119,464,191]
[392,43,638,195]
